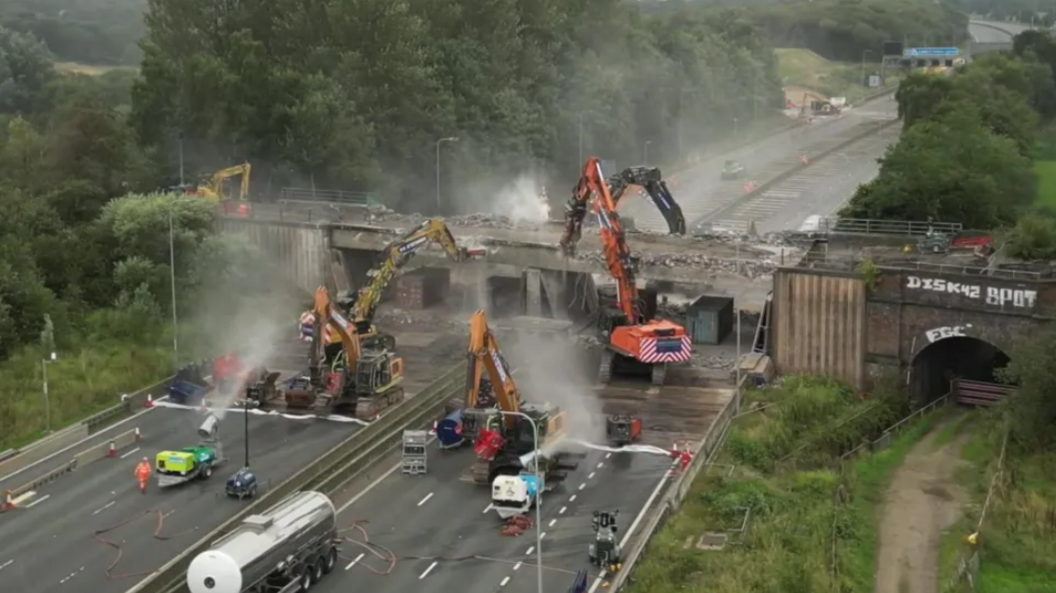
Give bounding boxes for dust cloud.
[453,173,551,222]
[503,331,605,446]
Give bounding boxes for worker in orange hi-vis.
[135,457,152,494]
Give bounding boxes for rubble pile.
[572,250,778,278]
[694,353,735,370]
[375,308,467,330]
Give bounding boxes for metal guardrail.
[140,361,467,593]
[279,187,376,206]
[797,251,1050,280]
[816,217,963,237]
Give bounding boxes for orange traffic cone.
[108,441,116,457]
[145,394,154,408]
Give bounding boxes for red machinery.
[559,157,692,386]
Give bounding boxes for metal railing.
[278,187,377,206]
[814,217,963,237]
[797,251,1050,280]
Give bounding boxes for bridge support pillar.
[540,270,569,320]
[525,269,543,317]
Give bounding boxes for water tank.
[186,491,336,593]
[435,409,464,447]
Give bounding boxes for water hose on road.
[93,508,200,579]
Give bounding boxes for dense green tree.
[1002,323,1056,448]
[841,106,1034,227]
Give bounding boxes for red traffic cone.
[108,441,117,457]
[145,394,154,408]
[2,490,13,511]
[430,421,438,435]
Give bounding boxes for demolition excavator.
[298,219,484,350]
[194,163,252,201]
[285,286,404,419]
[560,157,692,386]
[451,310,578,497]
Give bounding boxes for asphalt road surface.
[0,407,352,593]
[310,440,672,593]
[969,20,1031,43]
[622,93,900,234]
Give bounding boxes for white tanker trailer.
[186,490,340,593]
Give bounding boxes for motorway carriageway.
[621,93,900,234]
[312,439,674,593]
[0,405,352,593]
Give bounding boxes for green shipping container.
[686,296,734,345]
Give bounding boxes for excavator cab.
[354,351,403,396]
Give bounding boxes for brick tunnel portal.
[909,335,1011,404]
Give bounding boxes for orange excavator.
[560,157,692,386]
[461,310,574,486]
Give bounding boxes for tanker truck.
[186,490,340,593]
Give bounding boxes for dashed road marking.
[578,483,586,491]
[417,492,433,506]
[59,567,84,584]
[483,504,493,514]
[91,501,115,515]
[500,576,510,587]
[569,495,576,502]
[605,453,611,459]
[120,447,141,459]
[597,462,604,468]
[345,553,364,570]
[540,532,547,539]
[513,562,522,571]
[526,546,535,555]
[26,494,50,508]
[588,472,595,479]
[0,560,12,571]
[548,518,556,527]
[419,561,438,579]
[559,506,567,514]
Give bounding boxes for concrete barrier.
[0,423,88,478]
[136,363,467,593]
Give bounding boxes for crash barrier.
[0,428,141,513]
[698,111,901,232]
[138,361,468,593]
[1,375,172,482]
[606,378,746,592]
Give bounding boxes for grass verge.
[625,376,941,593]
[776,48,900,105]
[939,412,1056,593]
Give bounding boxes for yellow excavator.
[285,286,404,419]
[298,219,485,350]
[195,163,251,201]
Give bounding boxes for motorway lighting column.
[496,410,544,593]
[41,352,56,432]
[435,136,460,213]
[168,206,179,371]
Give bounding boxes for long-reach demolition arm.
[560,157,642,324]
[607,166,686,235]
[559,159,685,257]
[467,309,521,432]
[351,219,485,342]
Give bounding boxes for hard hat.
[143,457,149,462]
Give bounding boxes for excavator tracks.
[353,386,405,420]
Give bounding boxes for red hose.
[93,508,199,579]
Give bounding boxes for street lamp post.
[578,114,584,165]
[243,400,251,468]
[435,136,460,213]
[861,50,874,87]
[495,409,543,593]
[42,352,56,432]
[643,140,652,164]
[168,207,179,372]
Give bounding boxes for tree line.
[840,30,1056,259]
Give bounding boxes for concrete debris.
[572,250,778,278]
[693,354,735,370]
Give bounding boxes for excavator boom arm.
[608,167,685,235]
[205,163,251,200]
[467,310,520,431]
[560,157,640,322]
[310,286,361,384]
[353,219,484,330]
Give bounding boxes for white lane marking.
[0,560,12,571]
[578,483,586,491]
[548,518,556,527]
[587,463,675,593]
[500,576,510,587]
[513,562,522,571]
[559,506,567,514]
[120,447,141,459]
[605,453,611,459]
[11,490,36,506]
[483,504,493,514]
[336,435,437,513]
[59,567,85,584]
[417,492,434,506]
[540,532,546,539]
[91,501,115,515]
[597,462,604,468]
[345,553,365,570]
[588,472,595,479]
[525,546,534,555]
[419,561,438,579]
[569,495,576,502]
[25,494,50,508]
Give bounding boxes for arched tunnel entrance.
[910,336,1012,406]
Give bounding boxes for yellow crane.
[196,163,252,201]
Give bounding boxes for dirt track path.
[874,421,968,593]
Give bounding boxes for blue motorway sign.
[904,47,960,57]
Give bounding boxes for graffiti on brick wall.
[906,276,1038,309]
[925,324,971,343]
